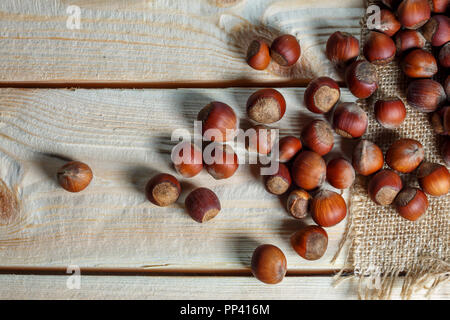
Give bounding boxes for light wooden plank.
[0,274,447,300]
[0,87,358,270]
[0,0,364,83]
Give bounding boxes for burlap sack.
[333,1,449,299]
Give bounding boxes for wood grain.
[1,274,447,299]
[0,87,358,271]
[0,0,364,83]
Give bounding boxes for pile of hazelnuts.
[53,1,449,286]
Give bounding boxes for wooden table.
[0,0,447,299]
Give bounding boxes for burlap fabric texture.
[333,0,449,299]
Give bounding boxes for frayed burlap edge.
[331,1,450,300]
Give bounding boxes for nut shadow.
[228,235,261,268]
[278,218,312,244]
[35,152,74,185]
[127,165,158,194]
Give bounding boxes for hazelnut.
[401,49,438,78]
[363,31,396,65]
[374,97,407,129]
[185,187,221,223]
[368,169,403,205]
[431,106,450,135]
[247,40,271,70]
[247,88,286,124]
[198,101,237,142]
[278,136,302,163]
[265,163,292,195]
[145,173,181,207]
[251,244,287,284]
[406,79,446,113]
[397,0,431,30]
[301,120,335,156]
[172,141,203,178]
[326,157,356,190]
[422,15,450,47]
[246,125,276,155]
[386,138,425,173]
[395,187,429,221]
[345,60,379,99]
[291,151,326,190]
[311,190,347,227]
[429,0,449,12]
[325,31,360,66]
[352,140,384,176]
[395,30,426,54]
[417,162,450,196]
[57,161,93,193]
[270,34,301,67]
[439,42,450,68]
[286,189,311,219]
[291,225,328,260]
[204,143,239,180]
[332,102,368,138]
[304,77,341,114]
[372,9,401,37]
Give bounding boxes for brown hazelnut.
[422,15,450,47]
[270,34,301,67]
[325,31,360,66]
[301,120,335,156]
[311,190,347,227]
[145,173,181,207]
[439,42,450,68]
[363,31,396,65]
[291,151,326,190]
[374,97,407,129]
[278,136,302,163]
[326,158,356,190]
[291,225,328,260]
[386,138,425,173]
[372,9,401,37]
[345,60,379,99]
[198,101,237,142]
[429,0,449,12]
[395,187,429,221]
[397,0,431,30]
[251,244,287,284]
[246,125,276,155]
[172,142,203,178]
[401,49,438,78]
[304,77,341,114]
[395,30,426,54]
[247,40,271,70]
[286,189,311,219]
[57,161,93,193]
[417,162,450,196]
[265,162,292,195]
[185,187,221,223]
[247,88,286,124]
[368,169,403,205]
[352,140,384,176]
[204,143,239,180]
[406,79,446,113]
[332,102,368,138]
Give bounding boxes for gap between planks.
[0,80,346,89]
[0,266,352,277]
